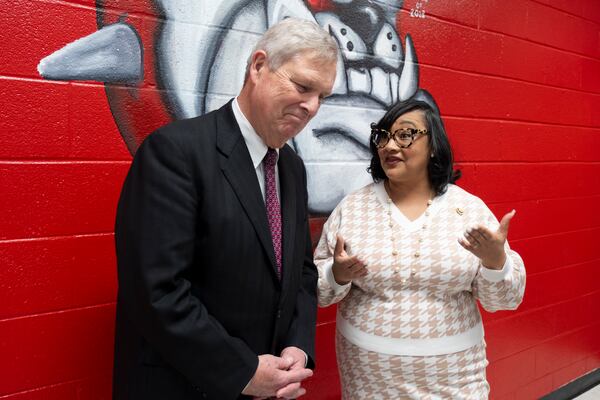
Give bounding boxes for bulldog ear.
[266,0,317,26]
[38,23,143,84]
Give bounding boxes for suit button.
[277,309,281,319]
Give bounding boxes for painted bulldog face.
[38,0,420,214]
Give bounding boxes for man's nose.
[303,94,321,117]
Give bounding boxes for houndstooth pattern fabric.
[315,182,525,397]
[263,148,282,279]
[336,332,490,400]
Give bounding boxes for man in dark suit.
[112,18,338,400]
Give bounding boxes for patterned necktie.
[263,148,282,279]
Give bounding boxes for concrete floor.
[573,384,600,399]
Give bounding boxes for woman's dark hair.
[368,89,461,196]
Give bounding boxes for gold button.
[418,238,423,243]
[411,268,416,274]
[456,207,464,216]
[394,268,400,273]
[392,251,398,256]
[389,223,393,228]
[425,212,430,217]
[422,225,427,230]
[414,252,420,258]
[401,278,407,283]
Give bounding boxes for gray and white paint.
[38,0,423,214]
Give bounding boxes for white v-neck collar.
[372,181,444,231]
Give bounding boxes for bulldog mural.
[38,0,424,214]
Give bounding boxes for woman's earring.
[430,153,434,158]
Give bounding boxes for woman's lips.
[384,155,404,166]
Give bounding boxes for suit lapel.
[278,148,297,288]
[216,102,279,279]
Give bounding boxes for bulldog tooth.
[370,67,391,105]
[389,72,399,104]
[331,48,347,95]
[347,68,371,95]
[398,34,419,101]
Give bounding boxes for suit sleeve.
[115,130,257,399]
[281,160,319,368]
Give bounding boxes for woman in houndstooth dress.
[315,90,526,400]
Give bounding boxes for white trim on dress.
[337,314,485,356]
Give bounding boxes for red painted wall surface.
[1,0,599,399]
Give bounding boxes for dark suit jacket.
[112,101,318,400]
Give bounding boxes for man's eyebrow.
[293,73,332,97]
[295,72,323,86]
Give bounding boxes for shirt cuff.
[301,349,308,367]
[324,259,351,293]
[480,254,513,282]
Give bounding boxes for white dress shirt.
[231,98,308,388]
[231,97,280,202]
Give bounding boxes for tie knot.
[263,148,278,168]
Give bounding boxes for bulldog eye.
[373,22,402,69]
[315,12,367,62]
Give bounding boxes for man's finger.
[283,356,294,365]
[276,382,303,399]
[271,355,293,371]
[278,387,306,399]
[281,367,312,385]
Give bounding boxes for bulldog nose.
[333,0,385,48]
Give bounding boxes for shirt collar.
[232,97,278,169]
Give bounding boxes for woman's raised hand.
[458,210,516,270]
[332,235,368,285]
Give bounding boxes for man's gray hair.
[247,18,338,73]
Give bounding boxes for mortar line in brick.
[0,301,116,323]
[0,232,114,244]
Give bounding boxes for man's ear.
[249,50,268,81]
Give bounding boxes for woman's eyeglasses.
[371,127,429,149]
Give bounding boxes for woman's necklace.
[385,183,434,284]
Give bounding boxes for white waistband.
[337,314,484,356]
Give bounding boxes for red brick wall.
[1,0,599,399]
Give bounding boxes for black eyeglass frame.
[370,127,429,149]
